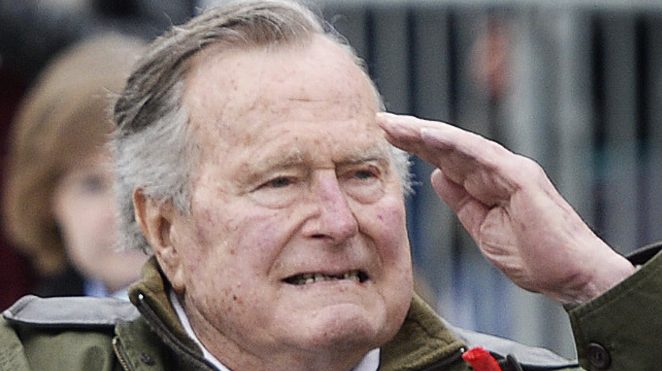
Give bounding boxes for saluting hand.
[377,112,635,304]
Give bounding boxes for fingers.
[377,112,505,169]
[376,112,461,170]
[377,112,473,186]
[377,112,519,205]
[378,113,638,303]
[430,169,488,238]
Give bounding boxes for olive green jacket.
[2,245,661,371]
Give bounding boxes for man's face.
[167,36,413,366]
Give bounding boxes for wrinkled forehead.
[182,35,382,151]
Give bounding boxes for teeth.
[287,270,365,285]
[343,272,360,281]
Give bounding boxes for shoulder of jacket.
[3,295,139,329]
[447,322,580,370]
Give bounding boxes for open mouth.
[283,270,369,285]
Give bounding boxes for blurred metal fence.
[316,0,662,357]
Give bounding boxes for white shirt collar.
[170,290,230,371]
[169,290,380,371]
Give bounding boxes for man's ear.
[133,189,186,293]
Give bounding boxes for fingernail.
[376,113,395,130]
[376,112,391,123]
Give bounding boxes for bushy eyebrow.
[231,149,304,188]
[253,149,306,172]
[249,145,391,175]
[336,150,391,170]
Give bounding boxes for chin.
[290,303,396,352]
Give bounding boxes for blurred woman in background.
[2,33,148,298]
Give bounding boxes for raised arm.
[377,112,635,304]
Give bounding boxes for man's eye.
[263,177,294,189]
[249,175,302,209]
[353,170,377,180]
[341,166,385,204]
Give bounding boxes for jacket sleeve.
[568,243,662,370]
[0,317,31,371]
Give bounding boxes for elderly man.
[2,1,661,370]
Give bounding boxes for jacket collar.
[127,257,206,365]
[380,295,465,370]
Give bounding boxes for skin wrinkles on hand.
[376,111,635,304]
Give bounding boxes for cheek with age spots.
[367,197,409,250]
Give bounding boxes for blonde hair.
[2,33,146,275]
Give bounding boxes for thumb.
[430,169,488,238]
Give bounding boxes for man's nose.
[306,175,359,242]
